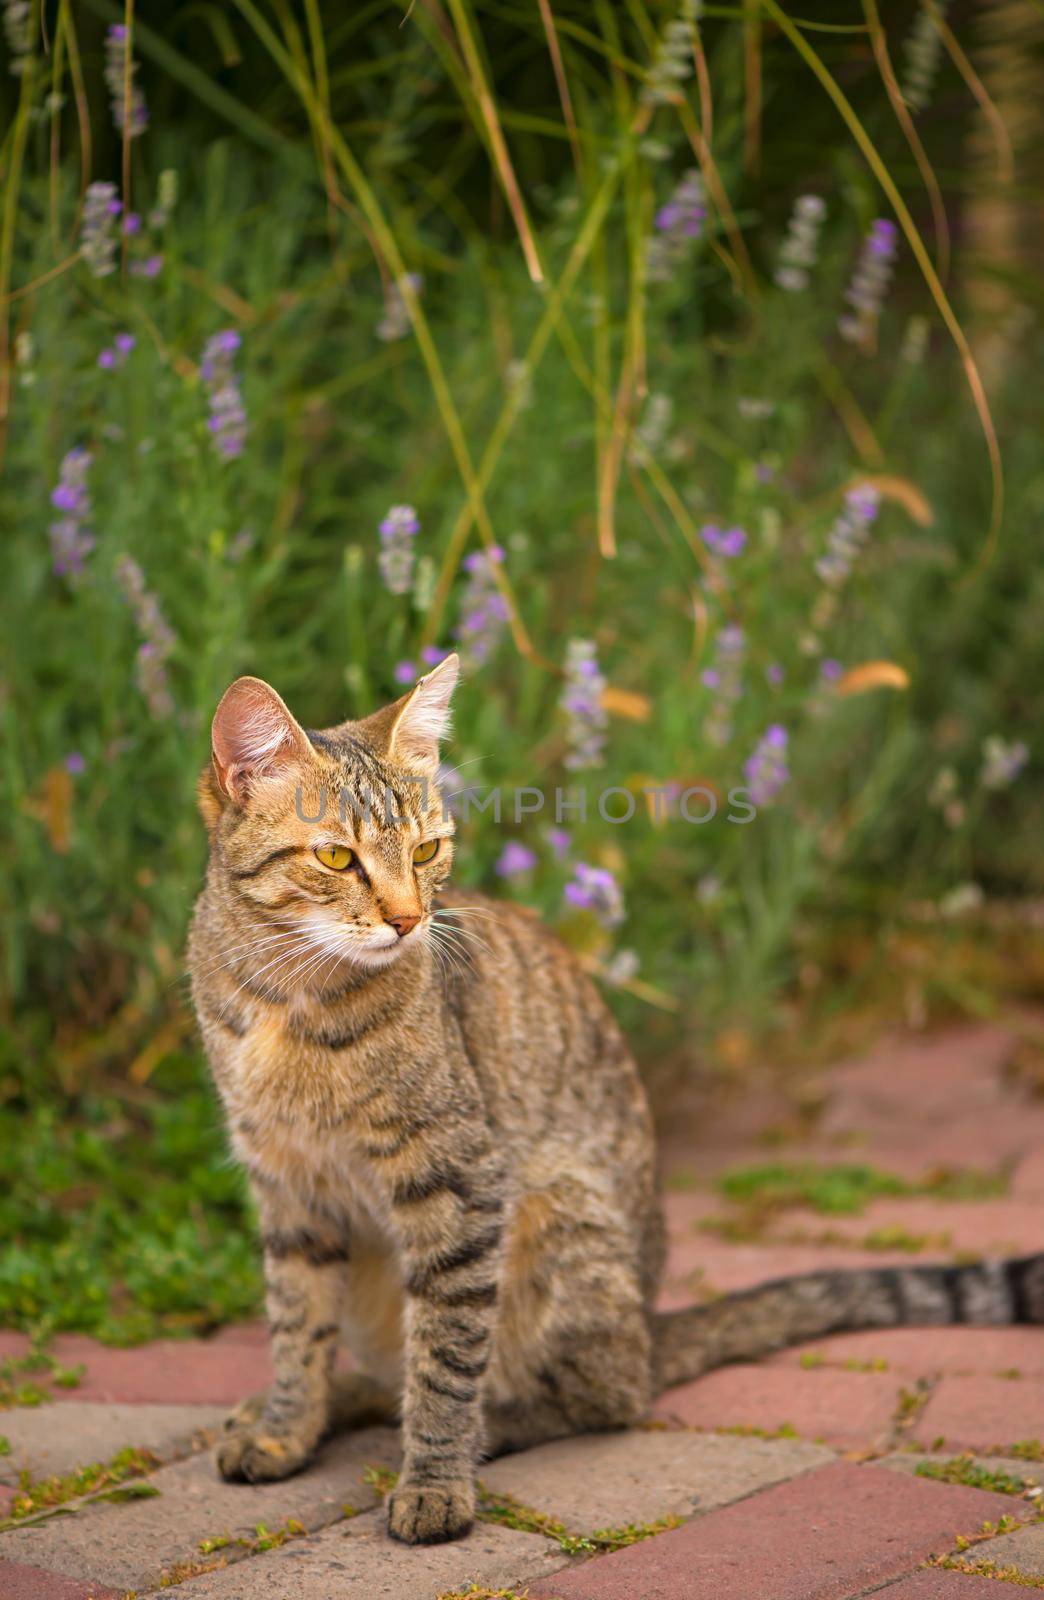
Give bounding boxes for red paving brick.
[0,1334,274,1405]
[527,1460,1034,1600]
[0,1561,117,1599]
[763,1198,1043,1258]
[207,1320,269,1346]
[771,1326,1044,1378]
[916,1374,1044,1452]
[653,1364,900,1447]
[661,1237,919,1298]
[1014,1150,1044,1199]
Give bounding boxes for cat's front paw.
[216,1415,314,1484]
[387,1479,475,1545]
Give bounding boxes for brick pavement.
[2,1022,1041,1598]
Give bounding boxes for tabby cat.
[189,655,1044,1546]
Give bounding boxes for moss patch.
[928,1557,1044,1589]
[0,1444,159,1527]
[715,1161,1006,1224]
[0,1344,84,1408]
[916,1456,1034,1497]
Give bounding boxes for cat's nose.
[386,913,421,938]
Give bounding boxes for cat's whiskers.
[189,924,305,983]
[427,922,482,967]
[422,924,468,986]
[423,922,475,980]
[172,925,305,991]
[213,929,323,1015]
[429,909,498,963]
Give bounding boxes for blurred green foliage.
[0,1,1041,1338]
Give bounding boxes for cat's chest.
[232,993,373,1115]
[225,998,393,1224]
[234,1096,391,1236]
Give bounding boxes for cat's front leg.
[217,1196,348,1484]
[382,1136,504,1544]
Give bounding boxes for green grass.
[915,1456,1034,1497]
[716,1162,1006,1219]
[0,1055,259,1342]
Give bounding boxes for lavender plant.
[200,332,247,461]
[104,24,148,138]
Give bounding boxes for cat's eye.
[412,839,440,866]
[315,844,354,871]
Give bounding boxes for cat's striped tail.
[653,1254,1044,1389]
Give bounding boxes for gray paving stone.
[480,1428,835,1532]
[0,1403,224,1485]
[0,1425,400,1593]
[143,1507,568,1598]
[968,1521,1044,1576]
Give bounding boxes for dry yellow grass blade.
[764,0,1004,576]
[855,473,934,526]
[927,0,1015,185]
[441,0,544,284]
[837,661,911,695]
[537,0,583,176]
[862,0,950,284]
[602,686,652,721]
[813,355,885,465]
[128,1017,188,1083]
[577,951,680,1012]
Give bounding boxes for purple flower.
[496,841,537,878]
[455,548,508,668]
[378,505,420,595]
[815,484,880,588]
[421,645,449,668]
[130,254,164,280]
[702,524,747,558]
[981,736,1029,791]
[201,330,247,461]
[64,752,86,776]
[744,724,790,807]
[839,219,898,346]
[775,194,827,292]
[766,663,784,686]
[99,332,136,372]
[820,658,843,681]
[547,827,571,860]
[704,625,745,747]
[647,169,705,282]
[563,862,625,928]
[560,639,608,771]
[393,659,417,686]
[122,212,141,236]
[754,462,774,484]
[116,556,176,718]
[104,22,148,138]
[80,183,119,278]
[49,448,94,580]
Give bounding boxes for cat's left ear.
[386,652,460,773]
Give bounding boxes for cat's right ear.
[210,676,311,805]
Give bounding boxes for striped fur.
[190,666,1044,1546]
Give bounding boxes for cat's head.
[199,655,459,971]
